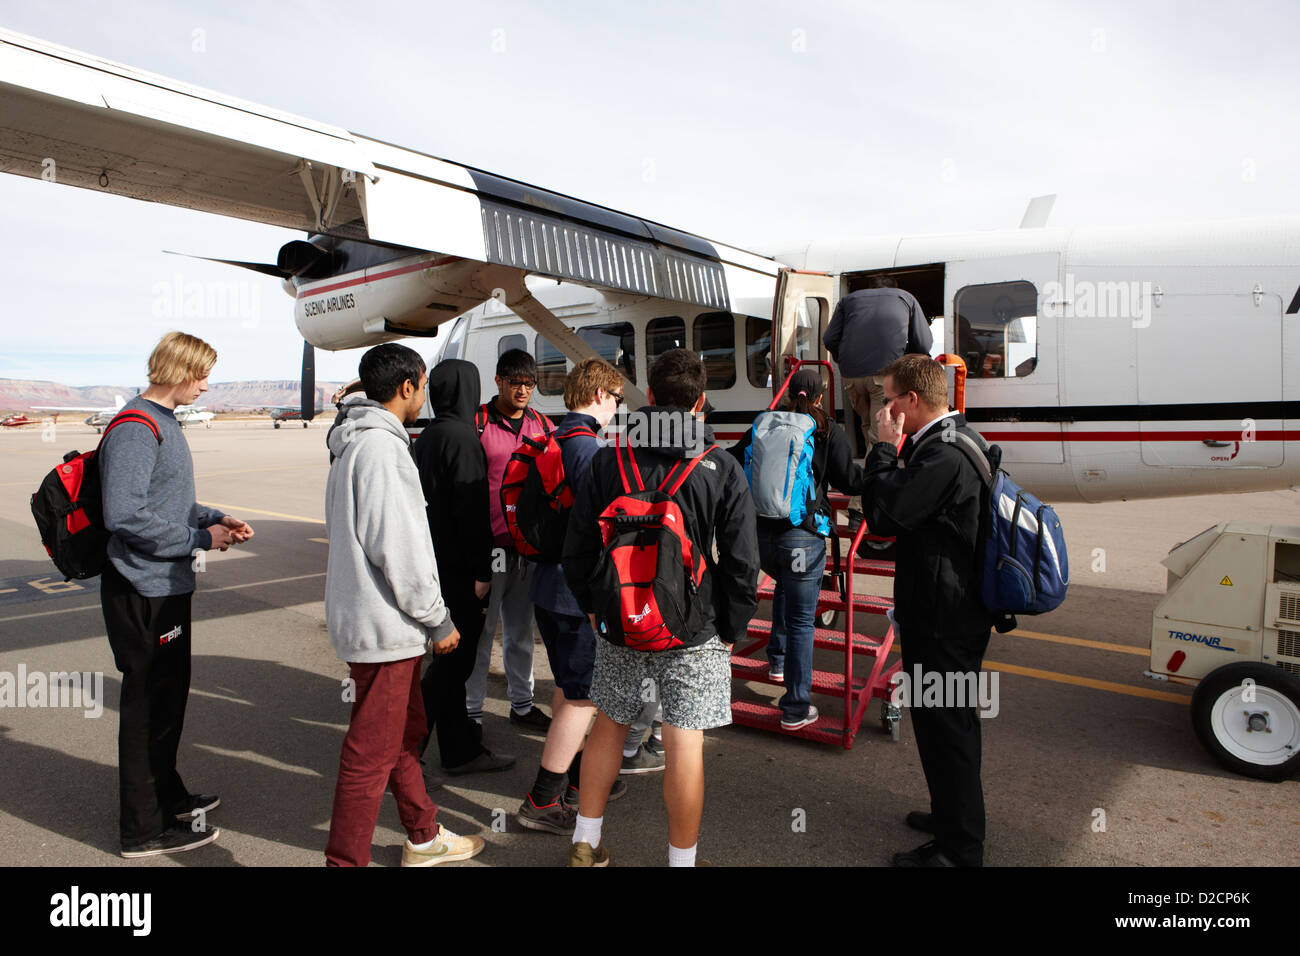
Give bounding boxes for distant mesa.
[0,379,343,413]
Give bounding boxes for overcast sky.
[1,0,1296,386]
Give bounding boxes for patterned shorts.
[591,636,733,731]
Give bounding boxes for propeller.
[163,250,286,277]
[301,340,316,423]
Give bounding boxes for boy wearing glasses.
[466,349,554,731]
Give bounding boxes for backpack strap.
[614,432,644,493]
[913,420,992,487]
[661,445,719,496]
[99,410,162,448]
[527,407,555,436]
[557,427,598,442]
[947,430,993,487]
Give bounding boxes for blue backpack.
[939,427,1069,616]
[743,411,830,535]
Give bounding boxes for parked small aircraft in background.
[0,413,38,427]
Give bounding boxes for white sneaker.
[401,823,485,866]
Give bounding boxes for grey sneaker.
[563,778,628,810]
[780,705,820,731]
[516,794,577,834]
[620,745,666,775]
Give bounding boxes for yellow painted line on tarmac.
[1006,628,1151,657]
[983,659,1190,704]
[197,501,325,524]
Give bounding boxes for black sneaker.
[121,824,219,859]
[620,745,666,775]
[510,707,552,731]
[170,794,220,822]
[443,750,516,776]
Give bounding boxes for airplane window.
[578,322,636,384]
[535,335,567,396]
[498,333,526,357]
[954,281,1037,379]
[693,312,737,390]
[745,316,772,388]
[646,317,685,369]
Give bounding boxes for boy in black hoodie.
[412,359,515,776]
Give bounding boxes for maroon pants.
[325,655,438,866]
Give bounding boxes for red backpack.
[501,424,598,562]
[590,433,718,652]
[30,409,161,580]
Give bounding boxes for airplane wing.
[0,28,780,323]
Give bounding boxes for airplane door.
[1137,293,1283,468]
[943,253,1062,465]
[772,268,837,394]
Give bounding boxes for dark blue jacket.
[529,412,601,616]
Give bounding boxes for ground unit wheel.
[1191,662,1300,781]
[879,699,901,742]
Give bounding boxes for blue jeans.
[758,525,827,721]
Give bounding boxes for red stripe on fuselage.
[979,430,1292,442]
[296,256,463,298]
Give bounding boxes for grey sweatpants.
[466,551,536,717]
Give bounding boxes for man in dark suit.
[861,354,995,867]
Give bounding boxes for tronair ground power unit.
[1150,522,1300,780]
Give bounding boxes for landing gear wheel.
[818,607,843,631]
[302,421,309,428]
[1191,662,1300,781]
[879,699,901,742]
[273,421,280,429]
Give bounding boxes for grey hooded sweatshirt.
[324,401,454,663]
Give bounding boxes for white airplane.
[0,27,1296,507]
[174,405,215,429]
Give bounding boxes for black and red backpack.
[30,409,161,580]
[500,423,599,562]
[590,433,718,652]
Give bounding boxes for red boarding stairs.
[728,357,904,749]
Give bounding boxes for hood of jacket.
[327,401,409,457]
[428,359,481,423]
[620,405,716,459]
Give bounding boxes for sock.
[668,842,697,867]
[529,767,566,806]
[409,834,438,851]
[566,752,583,791]
[572,813,602,847]
[623,745,640,758]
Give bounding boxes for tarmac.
[0,419,1297,867]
